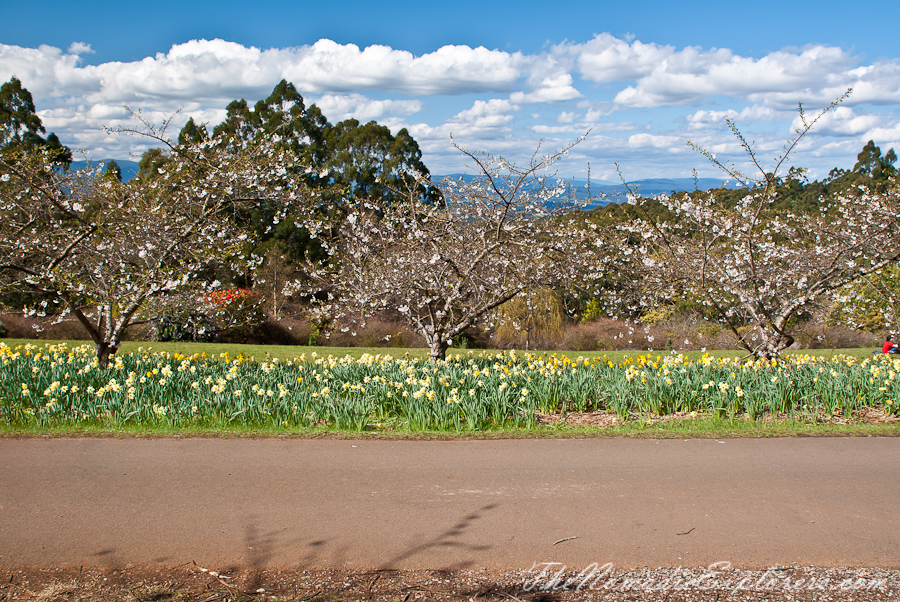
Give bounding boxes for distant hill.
[62,163,738,204]
[437,174,740,206]
[69,159,140,182]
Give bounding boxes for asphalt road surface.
[1,437,898,571]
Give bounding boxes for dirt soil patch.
[537,407,900,428]
[2,565,899,601]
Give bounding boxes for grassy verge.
[0,338,882,362]
[2,416,897,439]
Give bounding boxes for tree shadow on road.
[378,502,499,570]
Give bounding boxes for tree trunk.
[756,326,794,359]
[428,338,449,362]
[95,342,119,366]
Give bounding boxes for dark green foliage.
[0,76,43,146]
[592,140,897,224]
[175,81,439,283]
[823,140,897,195]
[0,77,72,167]
[104,159,122,182]
[326,119,439,204]
[212,79,329,167]
[177,117,209,145]
[135,147,167,181]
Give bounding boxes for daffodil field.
[1,342,898,430]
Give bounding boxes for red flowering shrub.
[205,288,266,342]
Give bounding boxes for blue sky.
[3,0,899,181]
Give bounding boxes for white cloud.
[314,94,422,122]
[452,99,517,128]
[281,40,526,95]
[584,104,617,121]
[860,123,900,148]
[0,44,101,98]
[0,39,527,107]
[573,33,674,83]
[686,105,782,129]
[790,106,883,137]
[4,33,900,178]
[628,133,682,148]
[67,42,94,55]
[609,44,861,107]
[510,73,582,104]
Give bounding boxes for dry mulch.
[537,408,900,429]
[2,564,899,601]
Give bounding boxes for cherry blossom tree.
[293,138,608,361]
[830,265,900,334]
[0,119,312,363]
[626,93,900,358]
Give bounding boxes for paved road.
[1,437,898,571]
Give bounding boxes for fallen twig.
[552,536,578,545]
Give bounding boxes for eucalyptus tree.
[325,119,439,205]
[212,79,330,169]
[0,76,72,167]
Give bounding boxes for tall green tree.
[825,140,897,194]
[177,117,209,145]
[212,79,329,167]
[104,159,122,182]
[135,147,167,181]
[0,76,72,167]
[326,119,439,204]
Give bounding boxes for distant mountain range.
[69,159,141,181]
[68,161,739,205]
[438,174,740,206]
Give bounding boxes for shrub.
[492,289,568,351]
[326,317,422,348]
[149,294,218,342]
[205,289,267,343]
[0,310,92,340]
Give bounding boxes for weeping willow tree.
[491,288,569,350]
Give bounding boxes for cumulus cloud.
[0,44,101,98]
[314,94,422,122]
[573,33,673,83]
[0,39,527,106]
[686,105,783,129]
[790,106,884,137]
[4,32,900,178]
[452,99,517,128]
[612,45,859,107]
[853,122,900,149]
[67,42,94,55]
[583,103,617,121]
[282,40,525,95]
[628,133,682,149]
[510,73,582,104]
